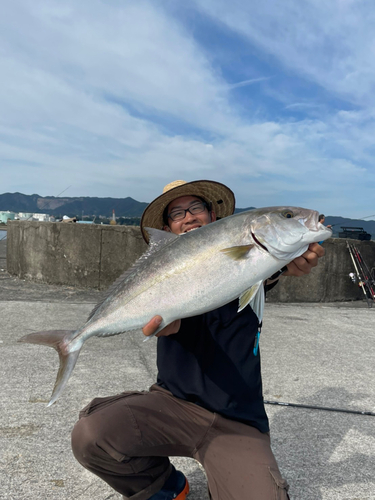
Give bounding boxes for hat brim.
[140,180,235,243]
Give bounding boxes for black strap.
[268,265,288,281]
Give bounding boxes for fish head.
[249,206,332,260]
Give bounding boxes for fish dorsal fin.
[238,280,265,323]
[221,244,255,260]
[146,227,180,251]
[87,228,179,321]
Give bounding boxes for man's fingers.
[285,260,306,277]
[142,316,162,337]
[309,242,325,257]
[162,319,181,336]
[142,317,181,337]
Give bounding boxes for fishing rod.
[350,243,375,305]
[264,400,375,417]
[346,241,373,307]
[352,244,375,300]
[350,243,375,301]
[348,242,374,304]
[355,245,375,287]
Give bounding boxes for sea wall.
[6,220,375,301]
[266,238,375,302]
[7,221,147,290]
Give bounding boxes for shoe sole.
[175,478,189,499]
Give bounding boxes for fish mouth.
[252,232,269,252]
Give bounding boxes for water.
[0,230,7,240]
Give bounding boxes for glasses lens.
[169,210,185,221]
[189,202,205,214]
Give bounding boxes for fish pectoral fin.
[220,244,255,260]
[238,280,265,323]
[18,330,80,406]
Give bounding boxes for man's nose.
[183,209,197,222]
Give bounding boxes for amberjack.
[19,206,331,405]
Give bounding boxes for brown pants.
[71,385,289,500]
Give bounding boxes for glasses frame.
[167,201,209,222]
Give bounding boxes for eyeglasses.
[168,201,209,222]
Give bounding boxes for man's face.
[164,195,216,235]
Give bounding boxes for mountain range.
[0,192,148,218]
[1,192,374,235]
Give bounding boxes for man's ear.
[163,225,172,232]
[210,211,217,222]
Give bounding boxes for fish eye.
[281,210,294,219]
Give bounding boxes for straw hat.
[140,180,235,243]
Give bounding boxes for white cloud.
[195,0,375,106]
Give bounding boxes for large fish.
[19,206,331,405]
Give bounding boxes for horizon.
[1,191,375,222]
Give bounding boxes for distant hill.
[0,192,148,218]
[325,216,375,237]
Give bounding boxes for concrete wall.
[6,220,375,301]
[267,238,375,302]
[7,221,147,290]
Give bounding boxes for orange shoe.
[149,466,189,499]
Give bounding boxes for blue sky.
[1,0,375,218]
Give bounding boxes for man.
[72,180,324,500]
[318,214,332,229]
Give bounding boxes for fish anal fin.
[238,284,260,312]
[220,244,255,260]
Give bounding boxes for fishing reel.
[348,272,357,284]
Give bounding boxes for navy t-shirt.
[156,299,269,433]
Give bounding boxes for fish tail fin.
[18,330,81,406]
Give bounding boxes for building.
[0,211,16,224]
[18,212,53,222]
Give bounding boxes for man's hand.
[283,242,325,277]
[142,316,181,338]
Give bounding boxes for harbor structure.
[0,211,16,224]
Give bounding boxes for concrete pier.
[1,237,375,499]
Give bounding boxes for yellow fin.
[220,244,254,260]
[238,282,261,312]
[238,280,265,321]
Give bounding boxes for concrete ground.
[1,238,375,500]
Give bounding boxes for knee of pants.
[71,409,141,468]
[71,416,101,468]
